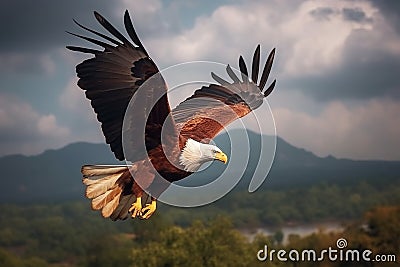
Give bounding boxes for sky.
[0,0,399,161]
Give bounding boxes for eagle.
[67,10,276,220]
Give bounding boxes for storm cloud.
[0,1,116,52]
[282,1,400,101]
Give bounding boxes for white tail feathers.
[92,187,123,217]
[83,173,121,199]
[82,165,128,177]
[82,165,129,218]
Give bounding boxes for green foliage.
[273,230,284,245]
[83,234,133,267]
[0,248,49,267]
[277,206,400,267]
[0,178,399,266]
[161,179,400,228]
[0,201,132,266]
[342,205,400,266]
[131,216,260,267]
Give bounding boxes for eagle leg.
[140,198,157,219]
[129,197,142,218]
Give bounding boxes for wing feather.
[263,79,276,97]
[66,45,102,54]
[93,11,134,49]
[72,19,122,46]
[67,10,174,161]
[226,64,241,84]
[66,31,115,51]
[211,72,230,85]
[123,10,148,56]
[259,48,276,91]
[239,55,248,83]
[251,44,261,84]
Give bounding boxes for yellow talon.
[129,197,142,218]
[140,200,157,219]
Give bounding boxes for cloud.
[37,115,69,138]
[368,0,400,33]
[0,0,119,52]
[0,53,56,75]
[58,77,105,146]
[274,98,400,160]
[117,0,163,32]
[283,1,400,101]
[342,7,373,23]
[0,0,118,75]
[0,94,70,156]
[140,0,400,103]
[59,78,93,118]
[0,0,201,75]
[142,1,287,72]
[309,7,335,21]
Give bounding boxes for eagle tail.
[81,165,131,218]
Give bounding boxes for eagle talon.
[129,197,142,218]
[140,200,157,219]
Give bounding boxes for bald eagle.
[67,10,276,220]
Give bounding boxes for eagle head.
[179,138,228,172]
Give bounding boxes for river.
[242,222,344,244]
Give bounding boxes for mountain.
[0,142,117,202]
[179,129,400,189]
[0,131,399,203]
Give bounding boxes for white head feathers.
[179,139,224,172]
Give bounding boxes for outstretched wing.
[172,45,276,142]
[67,11,174,161]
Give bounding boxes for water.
[243,222,344,244]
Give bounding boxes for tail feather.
[92,186,122,210]
[83,173,121,198]
[82,165,128,176]
[81,165,131,218]
[110,194,136,220]
[102,187,123,217]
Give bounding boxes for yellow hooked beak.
[215,151,228,164]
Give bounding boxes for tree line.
[0,178,399,266]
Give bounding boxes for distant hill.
[0,142,117,202]
[1,130,399,202]
[182,129,400,190]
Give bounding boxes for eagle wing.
[67,11,174,162]
[172,45,276,142]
